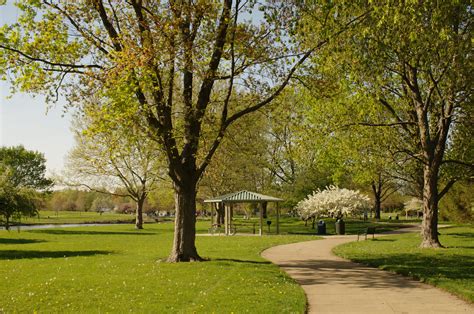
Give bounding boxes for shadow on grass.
[27,230,157,236]
[0,238,46,244]
[278,258,422,288]
[287,232,317,235]
[370,238,396,242]
[351,253,474,281]
[0,249,113,260]
[445,233,474,239]
[212,258,271,265]
[278,253,474,288]
[447,246,474,250]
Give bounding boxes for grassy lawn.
[333,226,474,303]
[0,221,311,313]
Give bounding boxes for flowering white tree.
[296,186,370,220]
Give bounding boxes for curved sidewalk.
[262,230,473,313]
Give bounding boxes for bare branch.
[93,0,123,51]
[0,44,103,70]
[438,180,457,200]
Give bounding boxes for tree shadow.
[444,232,474,239]
[370,238,396,242]
[0,249,113,260]
[27,230,157,236]
[0,238,47,244]
[212,258,271,265]
[287,232,318,235]
[350,253,474,281]
[277,259,422,288]
[277,253,474,288]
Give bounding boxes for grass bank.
[0,222,310,313]
[333,226,474,302]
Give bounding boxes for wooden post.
[210,203,214,227]
[259,202,263,236]
[276,202,280,235]
[224,203,228,235]
[228,204,232,235]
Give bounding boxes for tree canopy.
[301,1,473,247]
[0,145,53,190]
[0,146,51,229]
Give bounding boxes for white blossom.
[295,185,370,219]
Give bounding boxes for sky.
[0,3,74,174]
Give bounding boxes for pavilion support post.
[259,202,263,236]
[224,203,228,236]
[210,203,215,227]
[276,202,280,235]
[228,204,231,235]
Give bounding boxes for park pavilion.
[204,190,283,236]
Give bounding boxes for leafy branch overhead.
[0,1,368,180]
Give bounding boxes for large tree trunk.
[5,214,10,231]
[374,197,381,220]
[135,197,145,230]
[167,180,202,262]
[420,165,442,248]
[371,180,382,220]
[410,77,451,248]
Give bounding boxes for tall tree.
[258,89,335,208]
[0,1,366,261]
[65,112,165,229]
[0,146,51,229]
[0,167,38,230]
[305,1,473,247]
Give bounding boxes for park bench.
[357,226,376,241]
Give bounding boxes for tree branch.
[197,9,372,177]
[441,159,474,169]
[0,44,103,70]
[93,0,122,51]
[438,180,456,200]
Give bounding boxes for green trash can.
[317,220,326,235]
[335,218,345,235]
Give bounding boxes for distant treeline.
[44,189,175,214]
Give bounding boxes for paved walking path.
[262,227,473,313]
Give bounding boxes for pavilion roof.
[204,190,283,203]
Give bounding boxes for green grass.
[0,221,311,313]
[333,226,474,303]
